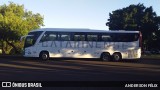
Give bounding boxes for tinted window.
[24,31,43,48]
[60,34,71,41]
[74,34,85,41]
[87,35,98,41]
[25,36,35,48]
[129,33,139,41]
[28,31,43,41]
[101,33,139,42]
[101,34,112,41]
[40,31,57,42]
[117,33,139,42]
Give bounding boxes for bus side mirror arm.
[20,36,26,42]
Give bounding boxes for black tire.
[112,53,122,61]
[39,51,49,60]
[100,52,111,61]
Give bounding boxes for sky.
[0,0,160,30]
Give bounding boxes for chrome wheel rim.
[42,54,48,60]
[114,55,119,61]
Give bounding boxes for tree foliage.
[0,2,44,54]
[106,3,160,50]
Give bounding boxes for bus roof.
[29,28,139,33]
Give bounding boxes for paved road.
[0,56,160,81]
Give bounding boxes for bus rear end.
[128,31,142,59]
[138,31,142,58]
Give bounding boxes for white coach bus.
[21,28,142,61]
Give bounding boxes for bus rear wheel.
[40,51,49,60]
[100,52,111,61]
[112,53,122,61]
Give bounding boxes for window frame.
[73,32,86,41]
[40,31,58,42]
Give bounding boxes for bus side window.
[101,35,112,42]
[48,34,57,41]
[74,35,85,41]
[40,33,47,42]
[118,34,127,42]
[87,35,98,41]
[60,34,71,41]
[124,33,139,42]
[134,34,139,41]
[40,31,57,42]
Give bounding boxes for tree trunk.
[5,40,19,54]
[1,41,6,54]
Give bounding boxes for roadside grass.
[141,54,160,59]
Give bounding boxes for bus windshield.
[24,31,43,48]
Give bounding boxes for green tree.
[106,3,160,51]
[0,2,44,54]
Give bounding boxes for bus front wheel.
[40,51,49,60]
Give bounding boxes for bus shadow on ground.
[0,55,160,65]
[27,57,141,63]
